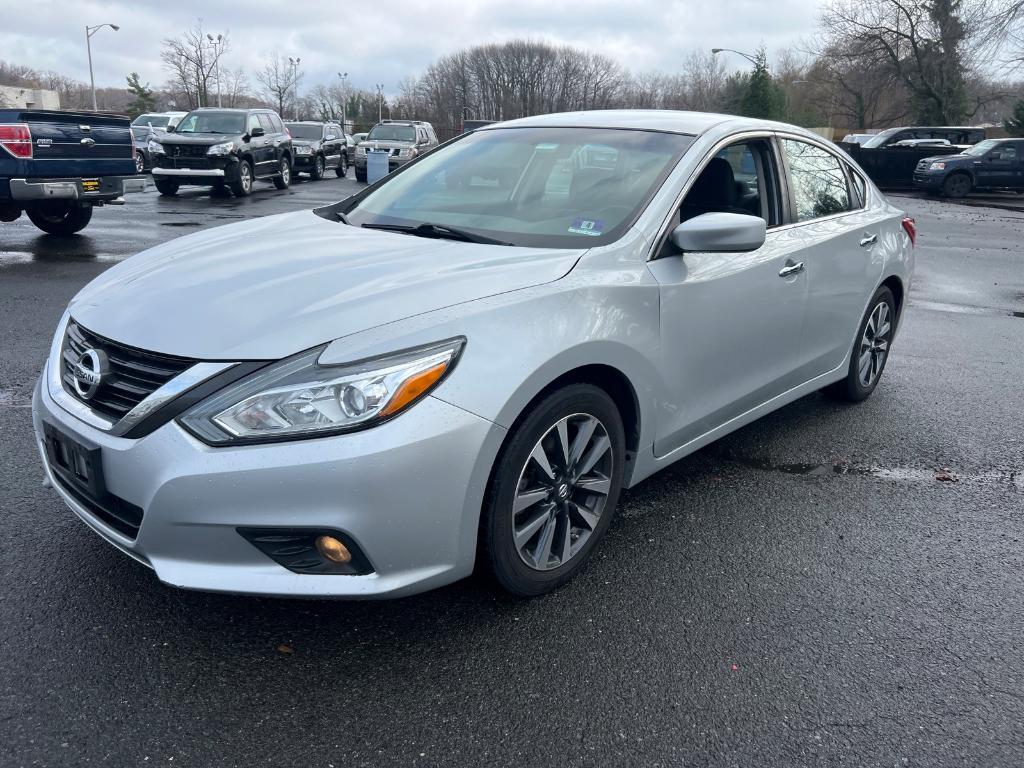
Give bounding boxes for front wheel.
[272,157,291,190]
[27,203,94,235]
[134,151,145,174]
[943,173,972,198]
[310,154,325,180]
[336,154,348,178]
[481,384,625,597]
[154,178,179,196]
[230,161,253,197]
[825,285,896,402]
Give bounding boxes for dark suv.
[285,121,350,179]
[150,108,293,197]
[354,120,438,182]
[913,138,1024,197]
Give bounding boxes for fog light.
[315,535,352,564]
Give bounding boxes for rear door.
[253,113,275,175]
[14,110,133,178]
[323,124,342,167]
[777,136,885,378]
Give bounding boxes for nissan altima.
[33,110,915,598]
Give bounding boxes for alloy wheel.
[858,300,892,387]
[134,152,145,174]
[241,164,252,192]
[512,413,614,571]
[281,160,290,185]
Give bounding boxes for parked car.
[0,108,145,235]
[33,110,914,599]
[354,119,439,182]
[840,133,874,145]
[860,126,985,148]
[352,132,368,144]
[130,111,187,172]
[891,138,951,148]
[913,138,1024,197]
[149,108,293,197]
[285,121,349,179]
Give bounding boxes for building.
[0,85,60,110]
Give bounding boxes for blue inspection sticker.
[568,217,605,236]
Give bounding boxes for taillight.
[0,123,32,159]
[901,216,916,247]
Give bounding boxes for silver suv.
[354,119,438,182]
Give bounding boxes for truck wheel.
[27,203,94,235]
[155,179,179,196]
[273,157,292,190]
[310,155,325,180]
[230,161,253,197]
[355,167,367,183]
[134,151,146,174]
[943,173,972,198]
[336,154,348,178]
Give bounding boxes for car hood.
[68,210,584,360]
[291,138,320,147]
[920,152,969,164]
[360,140,413,151]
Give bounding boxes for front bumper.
[33,361,505,598]
[9,175,146,202]
[912,171,945,190]
[354,155,408,172]
[151,156,240,185]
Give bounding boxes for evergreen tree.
[1005,100,1024,137]
[739,49,785,120]
[125,72,156,118]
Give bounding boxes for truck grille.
[61,321,197,423]
[169,144,211,158]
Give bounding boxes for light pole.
[337,72,348,129]
[85,23,119,111]
[711,48,762,69]
[207,33,224,108]
[375,83,384,124]
[288,57,302,119]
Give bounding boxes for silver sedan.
[33,110,914,598]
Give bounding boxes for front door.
[649,138,809,457]
[975,143,1019,187]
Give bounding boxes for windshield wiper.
[361,222,511,246]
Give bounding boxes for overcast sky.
[1,0,824,96]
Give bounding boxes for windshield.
[341,127,693,248]
[860,129,899,149]
[132,114,170,128]
[964,139,999,156]
[286,123,324,140]
[367,124,416,142]
[175,111,246,134]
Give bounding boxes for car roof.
[480,109,821,138]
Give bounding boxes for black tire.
[154,178,179,196]
[943,173,972,198]
[230,160,253,197]
[336,153,348,178]
[355,167,367,183]
[310,154,325,180]
[134,151,145,174]
[273,156,292,190]
[480,384,626,597]
[26,203,93,235]
[825,285,897,403]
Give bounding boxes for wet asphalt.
[1,178,1022,767]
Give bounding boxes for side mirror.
[250,126,265,138]
[671,212,766,253]
[165,124,175,133]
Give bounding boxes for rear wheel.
[272,156,291,190]
[230,161,253,197]
[943,173,972,198]
[310,154,325,180]
[154,178,179,196]
[26,203,93,235]
[481,384,625,597]
[825,285,896,402]
[355,167,367,183]
[336,153,348,178]
[134,151,145,174]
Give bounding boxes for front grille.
[165,157,216,170]
[62,321,197,422]
[170,144,211,158]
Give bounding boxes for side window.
[257,114,275,134]
[781,139,852,222]
[992,144,1017,162]
[246,113,262,134]
[270,114,286,134]
[679,139,778,226]
[848,166,868,208]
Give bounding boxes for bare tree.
[256,53,303,116]
[160,22,229,110]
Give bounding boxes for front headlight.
[929,162,946,171]
[148,139,165,155]
[356,146,367,156]
[178,338,465,445]
[206,141,236,156]
[295,145,313,155]
[398,147,418,159]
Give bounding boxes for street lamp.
[711,48,762,69]
[337,72,348,129]
[85,23,119,111]
[288,57,302,120]
[375,83,384,124]
[207,33,224,108]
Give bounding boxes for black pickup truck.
[0,109,145,235]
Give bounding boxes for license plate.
[82,178,101,193]
[43,423,106,500]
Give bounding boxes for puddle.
[0,389,32,408]
[912,299,1024,320]
[0,252,35,266]
[160,222,202,227]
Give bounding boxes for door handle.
[778,260,805,277]
[859,233,878,247]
